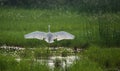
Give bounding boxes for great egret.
[24,25,75,43]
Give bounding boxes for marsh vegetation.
[0,0,120,70]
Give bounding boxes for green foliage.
[0,0,120,12]
[0,54,50,71]
[61,48,71,57]
[68,58,103,71]
[54,58,62,69]
[18,48,33,59]
[0,55,18,71]
[84,46,120,70]
[34,48,51,59]
[98,13,120,47]
[0,8,120,47]
[16,60,50,71]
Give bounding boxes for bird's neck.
[48,25,50,32]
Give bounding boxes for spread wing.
[24,31,47,40]
[54,31,75,41]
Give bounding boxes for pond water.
[1,45,79,70]
[16,55,79,70]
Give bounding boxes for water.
[1,45,79,70]
[16,55,79,70]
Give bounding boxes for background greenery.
[0,0,120,12]
[0,8,120,47]
[0,0,120,71]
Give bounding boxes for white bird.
[24,25,75,43]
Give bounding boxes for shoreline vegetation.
[0,45,120,71]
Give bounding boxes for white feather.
[24,25,75,43]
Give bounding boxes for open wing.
[54,31,75,41]
[24,31,47,40]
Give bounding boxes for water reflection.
[16,55,79,70]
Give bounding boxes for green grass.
[0,7,120,71]
[68,58,103,71]
[83,45,120,70]
[0,54,17,71]
[0,54,50,71]
[0,45,120,71]
[0,52,105,71]
[0,8,120,47]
